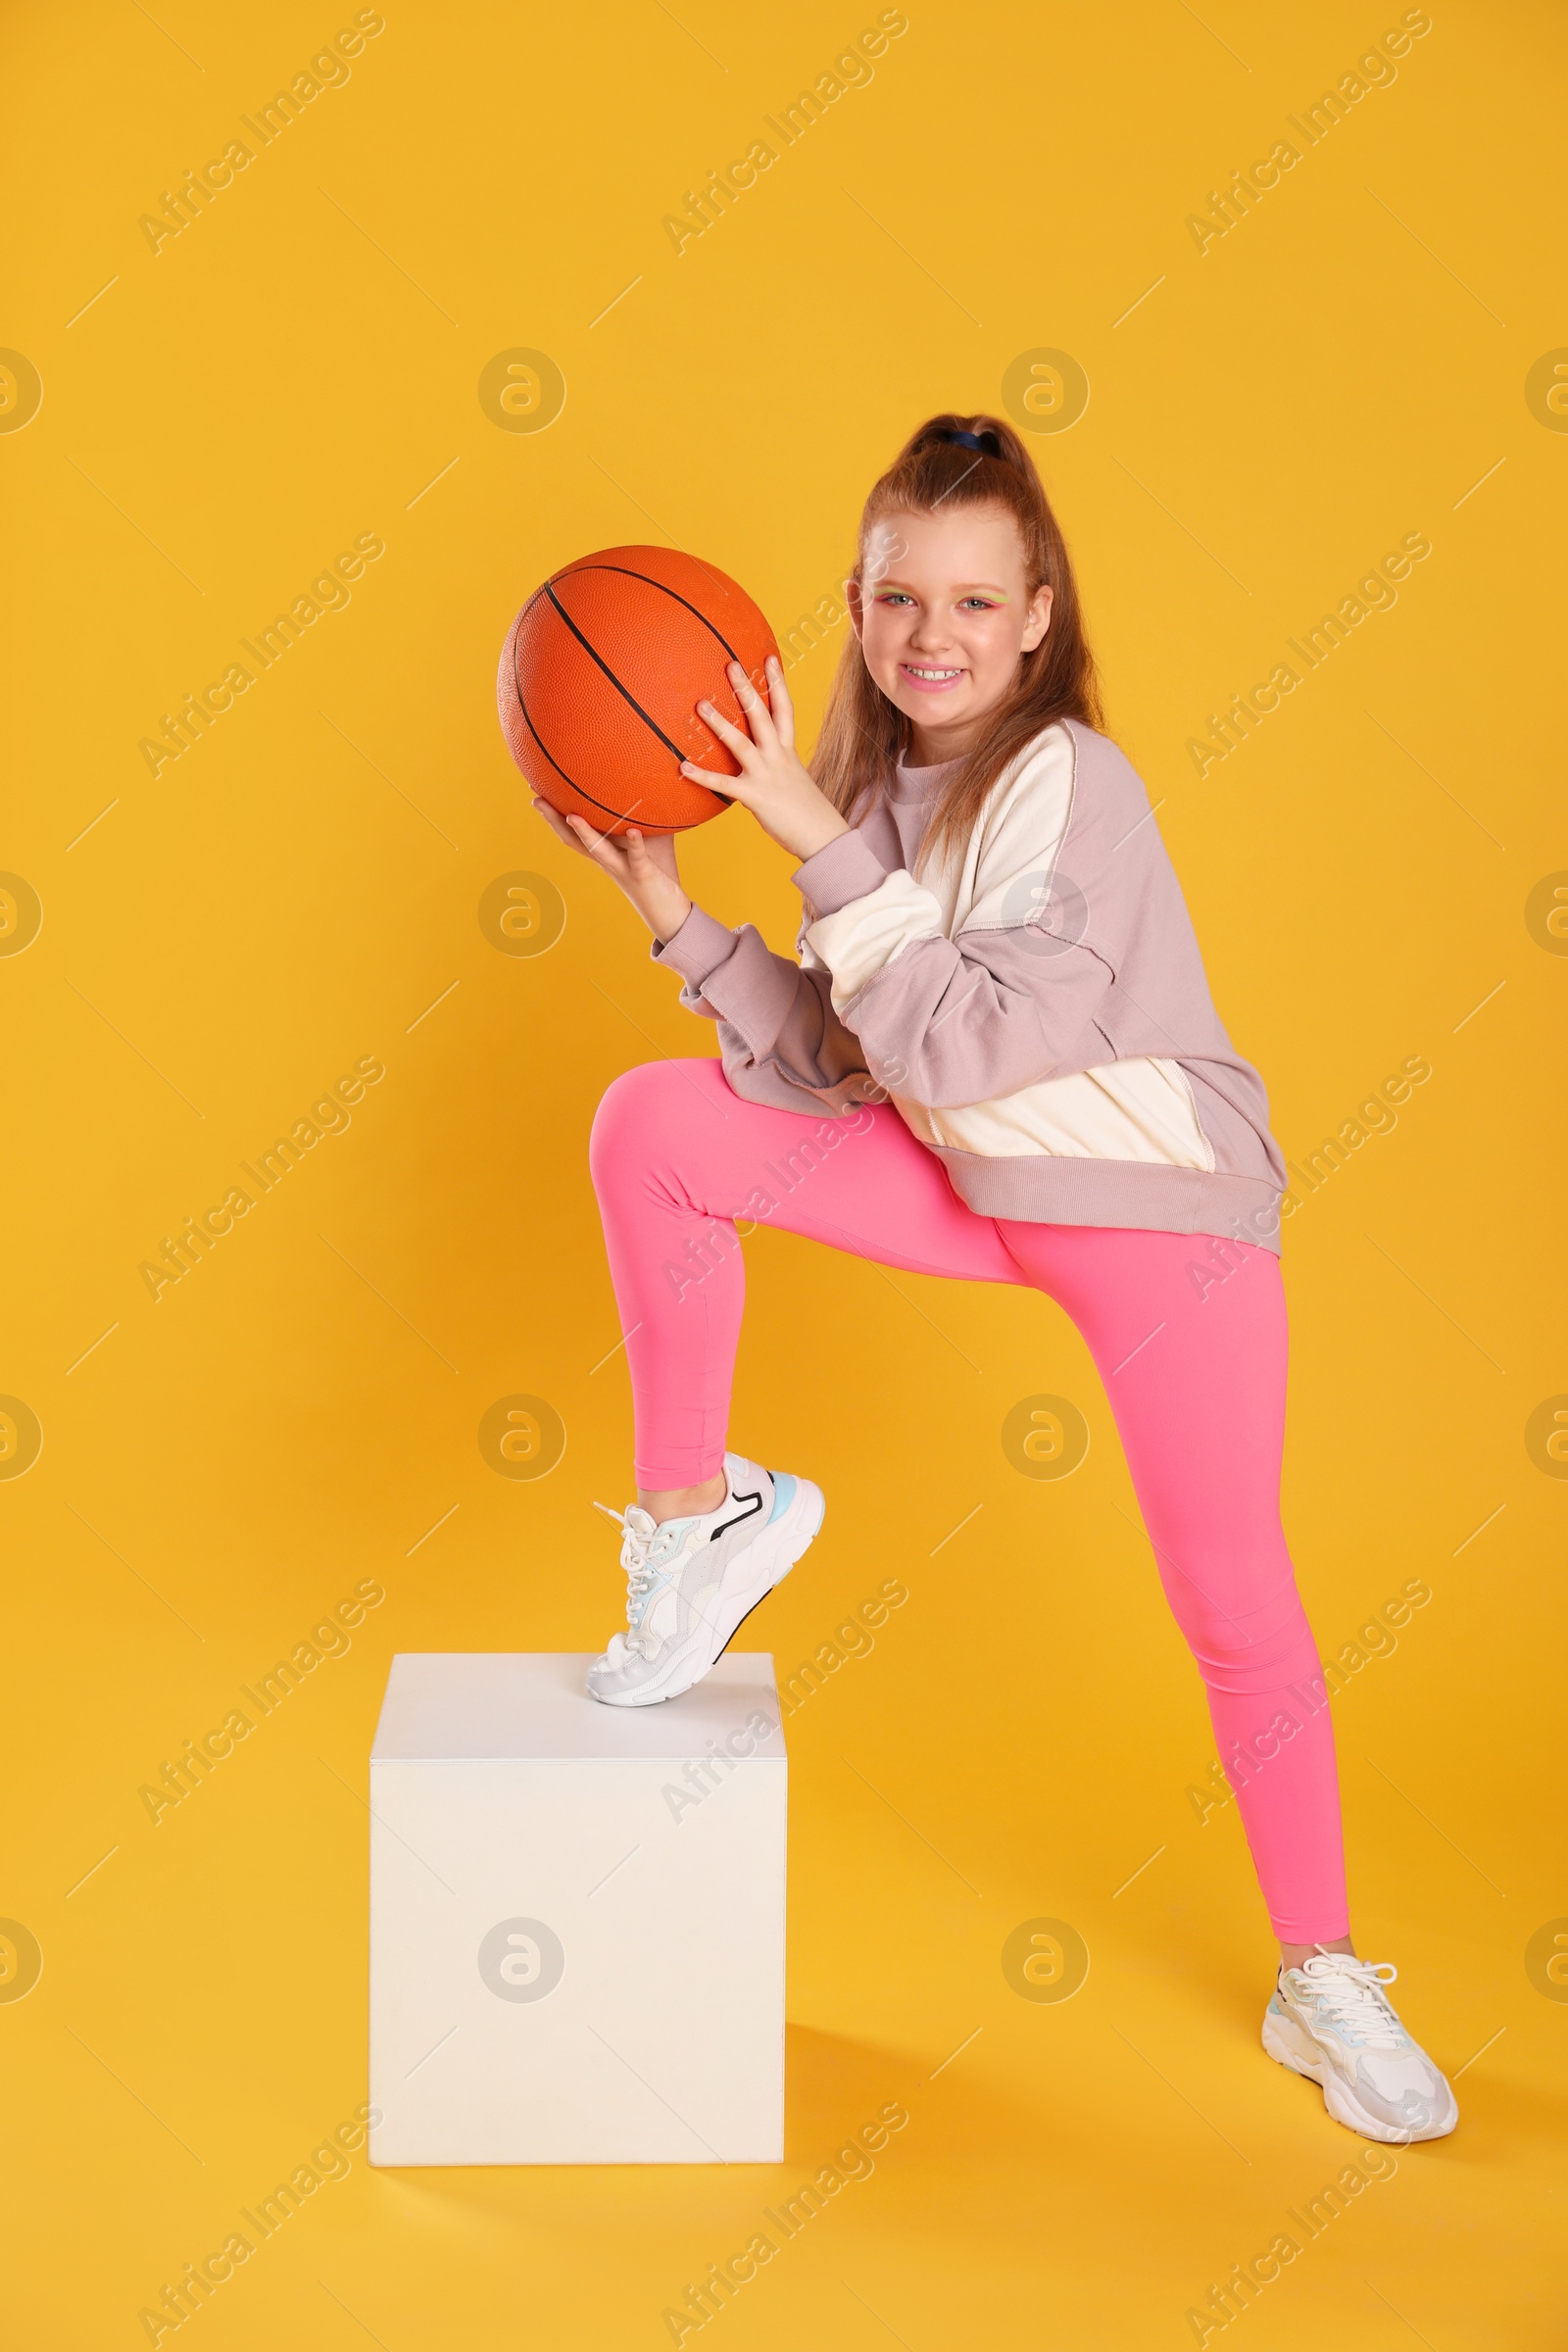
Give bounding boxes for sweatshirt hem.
[931,1148,1284,1254]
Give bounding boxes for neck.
[906,717,982,765]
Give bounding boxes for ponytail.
[810,412,1102,873]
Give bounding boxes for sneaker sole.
[1261,2009,1457,2143]
[589,1475,825,1709]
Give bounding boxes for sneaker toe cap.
[1353,2053,1456,2136]
[585,1642,638,1700]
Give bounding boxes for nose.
[906,614,956,655]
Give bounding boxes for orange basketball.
[496,545,780,835]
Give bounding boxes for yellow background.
[4,0,1564,2343]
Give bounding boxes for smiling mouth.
[900,663,965,688]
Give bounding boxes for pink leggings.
[589,1058,1348,1943]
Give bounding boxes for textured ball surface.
[496,545,779,835]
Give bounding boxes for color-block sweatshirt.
[651,718,1288,1253]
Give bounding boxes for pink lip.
[899,662,966,695]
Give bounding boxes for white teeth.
[906,665,961,679]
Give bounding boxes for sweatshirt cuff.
[650,902,737,988]
[791,828,890,916]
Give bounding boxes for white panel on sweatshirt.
[807,868,945,1012]
[894,1056,1215,1170]
[803,729,1080,1011]
[941,723,1077,935]
[805,727,1215,1172]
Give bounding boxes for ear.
[1020,582,1054,653]
[846,575,866,642]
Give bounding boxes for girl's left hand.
[682,657,850,864]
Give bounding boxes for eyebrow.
[874,578,1012,598]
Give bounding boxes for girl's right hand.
[528,796,692,945]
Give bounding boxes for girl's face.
[852,503,1053,758]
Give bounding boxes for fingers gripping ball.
[497,545,780,836]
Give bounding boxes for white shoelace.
[1290,1952,1404,2049]
[592,1500,685,1656]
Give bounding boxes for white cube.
[368,1651,786,2166]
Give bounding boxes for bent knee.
[589,1057,722,1181]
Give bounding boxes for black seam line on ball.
[513,679,634,828]
[560,564,743,665]
[543,583,691,764]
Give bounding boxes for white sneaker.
[585,1451,824,1708]
[1263,1948,1458,2142]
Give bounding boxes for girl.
[528,414,1456,2145]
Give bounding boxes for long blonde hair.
[810,412,1102,872]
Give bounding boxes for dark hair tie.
[936,426,1002,457]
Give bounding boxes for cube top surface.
[370,1651,786,1762]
